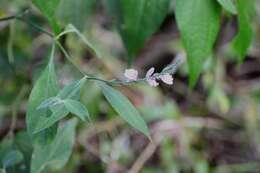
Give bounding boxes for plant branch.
[16,17,54,37]
[56,41,89,75]
[0,8,54,38]
[0,8,29,22]
[1,8,185,88]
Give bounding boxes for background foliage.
[1,0,260,173]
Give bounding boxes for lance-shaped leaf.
[105,0,170,62]
[2,150,23,168]
[99,83,150,138]
[34,77,88,133]
[217,0,237,14]
[33,104,69,134]
[56,0,96,31]
[32,0,61,34]
[57,77,87,100]
[175,0,221,87]
[64,99,90,121]
[31,118,77,173]
[37,77,87,111]
[26,44,59,145]
[37,97,61,110]
[232,0,253,63]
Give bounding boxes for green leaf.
[14,131,33,173]
[31,118,77,173]
[33,0,60,17]
[2,150,23,168]
[33,104,69,134]
[57,77,86,100]
[105,0,170,61]
[26,44,59,145]
[33,77,88,133]
[175,0,221,87]
[56,0,96,30]
[32,0,61,34]
[0,139,13,167]
[99,82,150,138]
[217,0,237,14]
[37,97,60,110]
[64,99,90,121]
[232,0,253,63]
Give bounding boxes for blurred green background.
[1,0,260,173]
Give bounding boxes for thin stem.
[109,78,147,86]
[6,85,28,138]
[0,8,54,38]
[86,76,112,84]
[0,8,29,22]
[0,8,185,88]
[57,41,113,85]
[0,15,16,22]
[7,20,15,63]
[16,17,54,38]
[56,41,86,76]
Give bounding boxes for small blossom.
[145,67,159,87]
[124,69,138,81]
[147,77,159,87]
[160,73,173,85]
[146,67,155,78]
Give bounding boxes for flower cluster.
[124,67,173,87]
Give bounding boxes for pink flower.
[146,67,155,78]
[124,69,138,81]
[146,67,159,87]
[147,78,159,87]
[160,73,173,85]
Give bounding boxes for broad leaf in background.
[56,0,96,31]
[232,0,253,63]
[0,139,26,172]
[32,0,61,34]
[64,99,90,121]
[2,150,23,168]
[217,0,237,14]
[105,0,170,62]
[31,118,77,173]
[26,44,59,145]
[0,139,13,168]
[99,82,150,138]
[175,0,221,87]
[14,131,33,173]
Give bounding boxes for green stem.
[0,15,16,22]
[7,20,15,63]
[0,8,54,38]
[0,9,185,88]
[85,76,112,84]
[0,8,29,22]
[16,17,54,37]
[56,41,88,76]
[6,85,28,138]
